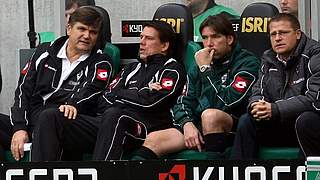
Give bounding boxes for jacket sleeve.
[172,67,199,128]
[66,54,113,112]
[275,52,320,121]
[10,44,49,132]
[114,63,186,110]
[202,56,259,112]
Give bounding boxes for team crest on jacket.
[231,76,251,93]
[161,78,174,91]
[96,69,109,81]
[21,62,31,75]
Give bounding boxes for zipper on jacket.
[280,70,290,98]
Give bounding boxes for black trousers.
[93,106,149,160]
[230,113,298,159]
[296,111,320,157]
[0,113,13,151]
[31,108,100,161]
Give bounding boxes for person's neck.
[66,45,86,63]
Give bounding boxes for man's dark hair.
[68,6,102,30]
[268,13,300,31]
[143,21,181,60]
[65,0,95,10]
[199,14,237,47]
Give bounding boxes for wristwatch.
[199,65,211,72]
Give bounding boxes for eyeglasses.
[269,29,298,38]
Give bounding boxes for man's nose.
[280,0,287,4]
[83,30,90,38]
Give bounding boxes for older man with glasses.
[230,13,320,159]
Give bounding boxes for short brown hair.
[68,6,102,30]
[268,13,300,31]
[65,0,95,10]
[199,14,237,47]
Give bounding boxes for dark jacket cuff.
[181,118,193,129]
[271,103,280,121]
[12,124,27,134]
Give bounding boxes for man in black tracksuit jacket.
[92,21,187,160]
[231,13,320,159]
[0,7,113,161]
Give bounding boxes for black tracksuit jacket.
[250,33,320,123]
[99,54,187,130]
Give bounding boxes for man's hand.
[149,82,162,91]
[195,47,215,67]
[251,100,272,121]
[59,105,77,119]
[183,122,204,152]
[11,130,29,161]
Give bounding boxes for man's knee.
[296,112,319,134]
[201,109,232,131]
[143,132,159,151]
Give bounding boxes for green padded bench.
[259,147,300,160]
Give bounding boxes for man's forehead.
[141,27,159,36]
[72,22,99,30]
[269,21,293,30]
[202,27,218,35]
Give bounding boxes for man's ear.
[66,24,72,36]
[296,29,302,40]
[161,42,170,53]
[227,35,234,46]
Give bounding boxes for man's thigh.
[257,120,297,147]
[62,114,101,153]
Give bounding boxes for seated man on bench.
[231,13,320,159]
[0,7,113,161]
[92,21,187,160]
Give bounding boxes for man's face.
[67,22,99,54]
[201,26,233,59]
[279,0,298,16]
[269,20,301,58]
[139,26,168,61]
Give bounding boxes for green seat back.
[38,31,55,43]
[184,41,201,72]
[104,42,120,77]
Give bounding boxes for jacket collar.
[138,54,169,65]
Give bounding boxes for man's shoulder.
[233,45,260,63]
[302,36,320,57]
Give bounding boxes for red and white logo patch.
[231,76,251,93]
[21,62,31,75]
[161,78,174,91]
[96,69,109,81]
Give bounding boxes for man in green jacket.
[186,0,239,42]
[130,15,259,159]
